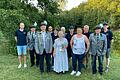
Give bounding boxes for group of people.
[15,21,113,77]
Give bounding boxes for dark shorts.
[106,48,111,58]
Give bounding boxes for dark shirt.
[15,29,27,46]
[83,32,92,39]
[51,32,58,44]
[102,30,113,48]
[65,32,75,46]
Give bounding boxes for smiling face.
[77,28,82,35]
[83,25,89,33]
[30,28,36,32]
[19,23,25,29]
[58,31,64,38]
[48,26,53,32]
[40,25,46,31]
[95,29,101,34]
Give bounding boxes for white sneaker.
[24,64,27,68]
[76,71,81,76]
[18,64,22,69]
[70,71,76,75]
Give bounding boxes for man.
[65,26,75,60]
[89,25,107,76]
[102,22,113,72]
[83,25,92,68]
[35,22,53,73]
[15,22,27,68]
[27,25,39,67]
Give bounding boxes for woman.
[53,31,68,73]
[70,27,89,76]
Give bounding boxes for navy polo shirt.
[15,29,27,46]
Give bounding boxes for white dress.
[53,38,68,73]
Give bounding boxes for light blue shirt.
[41,31,46,49]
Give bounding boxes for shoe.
[18,64,22,69]
[70,71,76,75]
[76,71,81,76]
[24,64,27,68]
[30,64,34,67]
[105,67,109,73]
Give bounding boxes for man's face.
[31,28,36,32]
[95,29,101,34]
[69,29,74,33]
[103,25,108,31]
[19,23,25,29]
[48,26,53,32]
[40,25,46,31]
[83,27,89,33]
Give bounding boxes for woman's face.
[58,31,64,38]
[77,28,82,35]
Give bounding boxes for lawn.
[0,45,120,80]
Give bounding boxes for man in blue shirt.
[15,22,27,68]
[102,22,113,72]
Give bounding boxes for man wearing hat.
[27,25,39,67]
[89,25,107,76]
[35,22,53,73]
[102,22,113,72]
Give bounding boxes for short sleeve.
[15,30,18,37]
[64,38,68,46]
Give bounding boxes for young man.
[35,22,53,73]
[15,22,27,68]
[65,26,75,60]
[89,26,107,76]
[102,22,113,72]
[27,25,39,67]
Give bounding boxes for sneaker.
[70,71,76,75]
[76,71,81,76]
[24,64,27,68]
[105,67,109,73]
[18,64,22,69]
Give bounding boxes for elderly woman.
[53,31,68,73]
[70,27,89,76]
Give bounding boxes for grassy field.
[0,45,120,80]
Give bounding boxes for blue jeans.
[91,55,103,75]
[17,45,27,56]
[72,53,84,72]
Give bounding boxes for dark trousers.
[91,55,103,75]
[29,48,40,66]
[39,50,51,72]
[72,53,84,72]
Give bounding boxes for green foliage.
[112,31,120,51]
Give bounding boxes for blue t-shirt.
[15,29,27,46]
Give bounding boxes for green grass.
[0,48,120,80]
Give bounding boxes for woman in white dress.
[53,31,68,73]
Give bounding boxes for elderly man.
[27,25,39,67]
[89,25,107,76]
[83,25,92,68]
[35,22,53,73]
